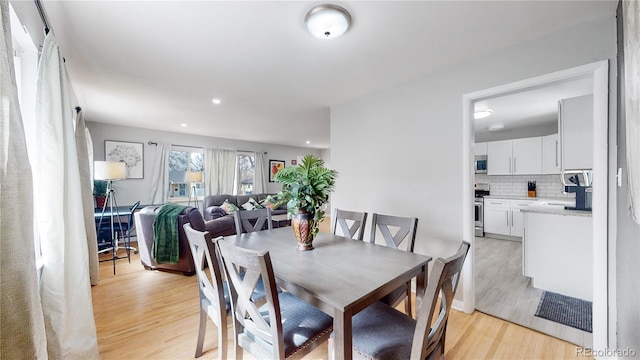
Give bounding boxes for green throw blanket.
[152,203,188,264]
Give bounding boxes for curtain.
[75,109,99,285]
[254,152,268,194]
[0,1,48,357]
[34,32,99,359]
[623,0,640,224]
[204,148,237,195]
[149,142,168,204]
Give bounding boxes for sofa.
[202,194,287,221]
[135,205,220,276]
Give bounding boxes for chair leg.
[405,282,412,317]
[217,312,227,360]
[195,307,207,358]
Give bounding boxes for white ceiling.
[13,1,616,149]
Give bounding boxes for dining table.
[224,227,432,360]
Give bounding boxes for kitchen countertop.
[483,195,565,201]
[483,196,592,217]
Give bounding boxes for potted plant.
[94,180,108,208]
[272,154,337,250]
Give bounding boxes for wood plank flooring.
[475,236,592,348]
[93,221,587,359]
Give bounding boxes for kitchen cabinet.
[558,95,593,170]
[473,142,488,156]
[542,134,561,174]
[487,137,542,175]
[484,198,534,237]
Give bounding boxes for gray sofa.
[202,194,288,235]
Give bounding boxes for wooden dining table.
[225,227,432,360]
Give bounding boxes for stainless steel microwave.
[475,155,488,174]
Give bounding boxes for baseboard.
[452,299,465,312]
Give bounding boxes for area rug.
[535,291,592,333]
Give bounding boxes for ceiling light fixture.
[488,124,504,131]
[180,123,187,127]
[212,98,221,105]
[306,140,311,144]
[474,109,493,119]
[304,4,352,39]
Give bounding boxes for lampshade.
[94,161,126,180]
[304,4,351,39]
[187,171,203,182]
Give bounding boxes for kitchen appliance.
[562,170,593,211]
[474,155,488,174]
[474,183,490,237]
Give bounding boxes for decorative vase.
[95,195,107,209]
[292,211,315,251]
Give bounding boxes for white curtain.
[0,2,48,357]
[204,148,237,195]
[75,109,99,285]
[33,32,99,358]
[149,142,168,204]
[254,152,268,194]
[623,0,640,224]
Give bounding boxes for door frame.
[460,60,610,351]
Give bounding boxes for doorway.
[459,61,610,350]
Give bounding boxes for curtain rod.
[160,142,267,154]
[34,0,52,35]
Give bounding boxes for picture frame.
[269,160,285,182]
[105,140,144,179]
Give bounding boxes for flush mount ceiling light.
[304,4,352,39]
[212,98,221,105]
[488,123,505,131]
[474,109,493,119]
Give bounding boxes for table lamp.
[187,171,203,209]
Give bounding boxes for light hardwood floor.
[93,221,588,359]
[475,236,592,348]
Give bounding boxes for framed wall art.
[269,160,285,182]
[105,140,144,179]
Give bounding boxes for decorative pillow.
[208,207,227,219]
[260,195,276,209]
[241,197,263,211]
[220,199,239,214]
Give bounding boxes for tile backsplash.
[475,174,574,199]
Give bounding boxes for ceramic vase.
[292,211,315,251]
[95,195,107,209]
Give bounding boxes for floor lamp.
[95,161,127,275]
[187,171,202,210]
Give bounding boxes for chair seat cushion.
[349,301,416,360]
[244,292,333,358]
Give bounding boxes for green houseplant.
[272,154,337,250]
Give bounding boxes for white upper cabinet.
[473,142,488,156]
[488,137,542,175]
[542,134,561,174]
[558,95,593,170]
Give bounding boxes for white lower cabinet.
[484,198,535,237]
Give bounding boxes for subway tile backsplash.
[475,174,574,199]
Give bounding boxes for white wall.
[331,15,617,302]
[87,121,320,206]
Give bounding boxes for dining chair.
[370,213,419,316]
[331,208,368,240]
[183,223,229,359]
[233,208,272,234]
[328,241,470,360]
[97,201,140,260]
[217,238,333,360]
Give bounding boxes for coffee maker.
[562,170,593,211]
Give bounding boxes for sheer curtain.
[623,0,639,224]
[33,32,99,358]
[253,152,268,194]
[0,2,47,357]
[204,148,237,195]
[149,142,169,204]
[75,109,99,285]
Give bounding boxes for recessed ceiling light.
[180,123,187,127]
[212,98,221,105]
[474,109,493,119]
[304,4,352,39]
[306,140,311,144]
[488,124,504,131]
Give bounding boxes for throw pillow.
[260,195,276,209]
[208,207,227,220]
[220,199,239,214]
[241,197,263,211]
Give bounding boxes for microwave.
[475,155,488,174]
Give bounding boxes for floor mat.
[535,291,592,333]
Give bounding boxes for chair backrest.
[369,213,418,252]
[234,208,272,234]
[411,241,470,359]
[331,208,368,241]
[217,239,285,359]
[128,201,141,227]
[183,224,227,319]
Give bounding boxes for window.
[237,152,255,195]
[168,146,204,199]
